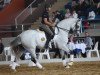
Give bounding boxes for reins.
[54,25,70,35]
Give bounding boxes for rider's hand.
[52,23,56,26]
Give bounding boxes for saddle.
[38,27,55,49]
[38,27,54,40]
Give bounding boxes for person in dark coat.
[0,39,4,54]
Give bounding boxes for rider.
[40,5,55,49]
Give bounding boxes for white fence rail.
[0,58,100,65]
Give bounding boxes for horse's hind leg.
[29,48,43,69]
[10,47,20,71]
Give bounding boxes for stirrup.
[44,46,50,49]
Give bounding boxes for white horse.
[9,18,81,71]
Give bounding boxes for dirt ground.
[0,61,100,75]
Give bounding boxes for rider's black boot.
[44,38,51,49]
[44,34,54,49]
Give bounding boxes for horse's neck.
[55,26,69,35]
[59,29,68,36]
[54,28,69,42]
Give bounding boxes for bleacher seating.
[63,0,100,22]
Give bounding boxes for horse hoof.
[11,68,16,72]
[42,67,45,70]
[16,63,20,66]
[65,66,70,69]
[68,62,73,66]
[28,62,36,67]
[9,64,12,67]
[13,69,17,72]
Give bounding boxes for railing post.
[22,24,24,31]
[80,21,83,33]
[30,4,33,15]
[15,18,18,29]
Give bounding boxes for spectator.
[67,35,76,58]
[84,32,93,50]
[4,0,11,4]
[19,44,32,60]
[64,2,72,9]
[53,48,61,58]
[73,40,82,57]
[83,20,90,29]
[96,2,100,15]
[70,9,78,18]
[76,0,88,18]
[80,39,87,57]
[79,0,85,4]
[86,0,94,5]
[0,0,4,10]
[0,39,4,54]
[68,35,76,51]
[88,10,95,20]
[51,11,61,23]
[54,10,64,21]
[93,0,100,4]
[72,0,79,3]
[71,0,77,10]
[25,52,31,60]
[52,11,60,22]
[69,34,76,43]
[65,9,71,19]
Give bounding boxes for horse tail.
[10,35,22,61]
[10,35,21,47]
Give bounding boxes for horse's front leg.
[68,54,74,66]
[66,50,74,67]
[60,47,74,68]
[60,50,68,68]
